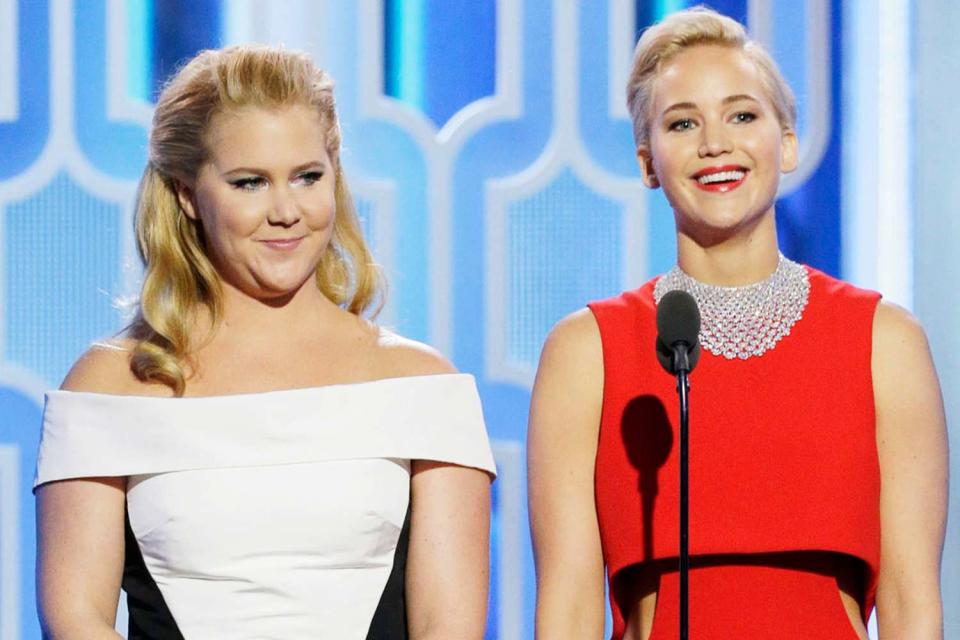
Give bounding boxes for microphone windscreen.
[656,335,702,375]
[656,290,701,348]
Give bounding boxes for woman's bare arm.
[872,301,948,639]
[406,461,492,639]
[36,478,126,638]
[36,345,131,638]
[528,309,606,639]
[380,338,493,639]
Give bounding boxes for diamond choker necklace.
[653,254,811,360]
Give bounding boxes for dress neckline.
[48,372,473,402]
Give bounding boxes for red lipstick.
[691,165,748,193]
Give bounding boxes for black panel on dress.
[122,510,185,639]
[366,503,411,639]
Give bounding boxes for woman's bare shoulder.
[872,299,928,348]
[871,300,936,389]
[373,328,458,378]
[871,299,944,419]
[530,308,603,429]
[537,307,602,376]
[60,338,146,394]
[546,307,601,348]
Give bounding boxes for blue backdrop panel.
[74,1,149,179]
[0,1,49,180]
[384,0,497,127]
[4,173,124,383]
[774,1,843,277]
[506,168,623,367]
[151,0,222,93]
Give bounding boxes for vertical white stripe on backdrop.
[842,0,913,310]
[0,447,20,640]
[0,0,17,122]
[221,0,329,51]
[875,0,913,309]
[841,0,879,291]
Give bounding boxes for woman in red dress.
[528,8,947,639]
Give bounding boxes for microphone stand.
[672,345,693,640]
[655,289,700,640]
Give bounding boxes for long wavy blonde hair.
[128,45,383,395]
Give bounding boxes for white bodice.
[35,374,496,639]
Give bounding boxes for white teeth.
[697,170,745,184]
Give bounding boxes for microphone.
[656,290,701,375]
[654,288,701,640]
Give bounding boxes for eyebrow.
[220,160,327,177]
[661,94,761,117]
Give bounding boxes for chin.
[677,214,759,245]
[704,215,753,232]
[248,273,317,300]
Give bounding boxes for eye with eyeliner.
[731,111,757,124]
[228,169,324,191]
[668,117,696,132]
[295,170,324,186]
[229,176,267,191]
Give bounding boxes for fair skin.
[36,104,491,639]
[637,45,797,285]
[530,44,947,640]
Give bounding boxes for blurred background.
[0,1,957,638]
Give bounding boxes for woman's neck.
[675,214,782,286]
[199,278,341,341]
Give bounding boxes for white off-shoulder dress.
[34,373,496,640]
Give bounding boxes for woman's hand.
[528,309,607,639]
[406,461,492,639]
[872,301,948,639]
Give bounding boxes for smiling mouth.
[260,237,304,250]
[692,166,748,193]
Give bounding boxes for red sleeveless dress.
[588,267,881,639]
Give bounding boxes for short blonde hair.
[626,6,797,148]
[129,45,384,395]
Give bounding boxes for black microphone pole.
[655,290,701,640]
[677,348,691,640]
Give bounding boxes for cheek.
[307,190,337,228]
[760,147,784,179]
[650,138,686,181]
[652,156,687,199]
[748,130,785,167]
[201,196,263,241]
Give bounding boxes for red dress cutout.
[588,267,881,639]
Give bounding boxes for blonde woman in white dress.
[35,45,495,639]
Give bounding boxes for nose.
[268,187,301,226]
[698,120,733,157]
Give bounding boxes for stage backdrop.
[1,1,956,639]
